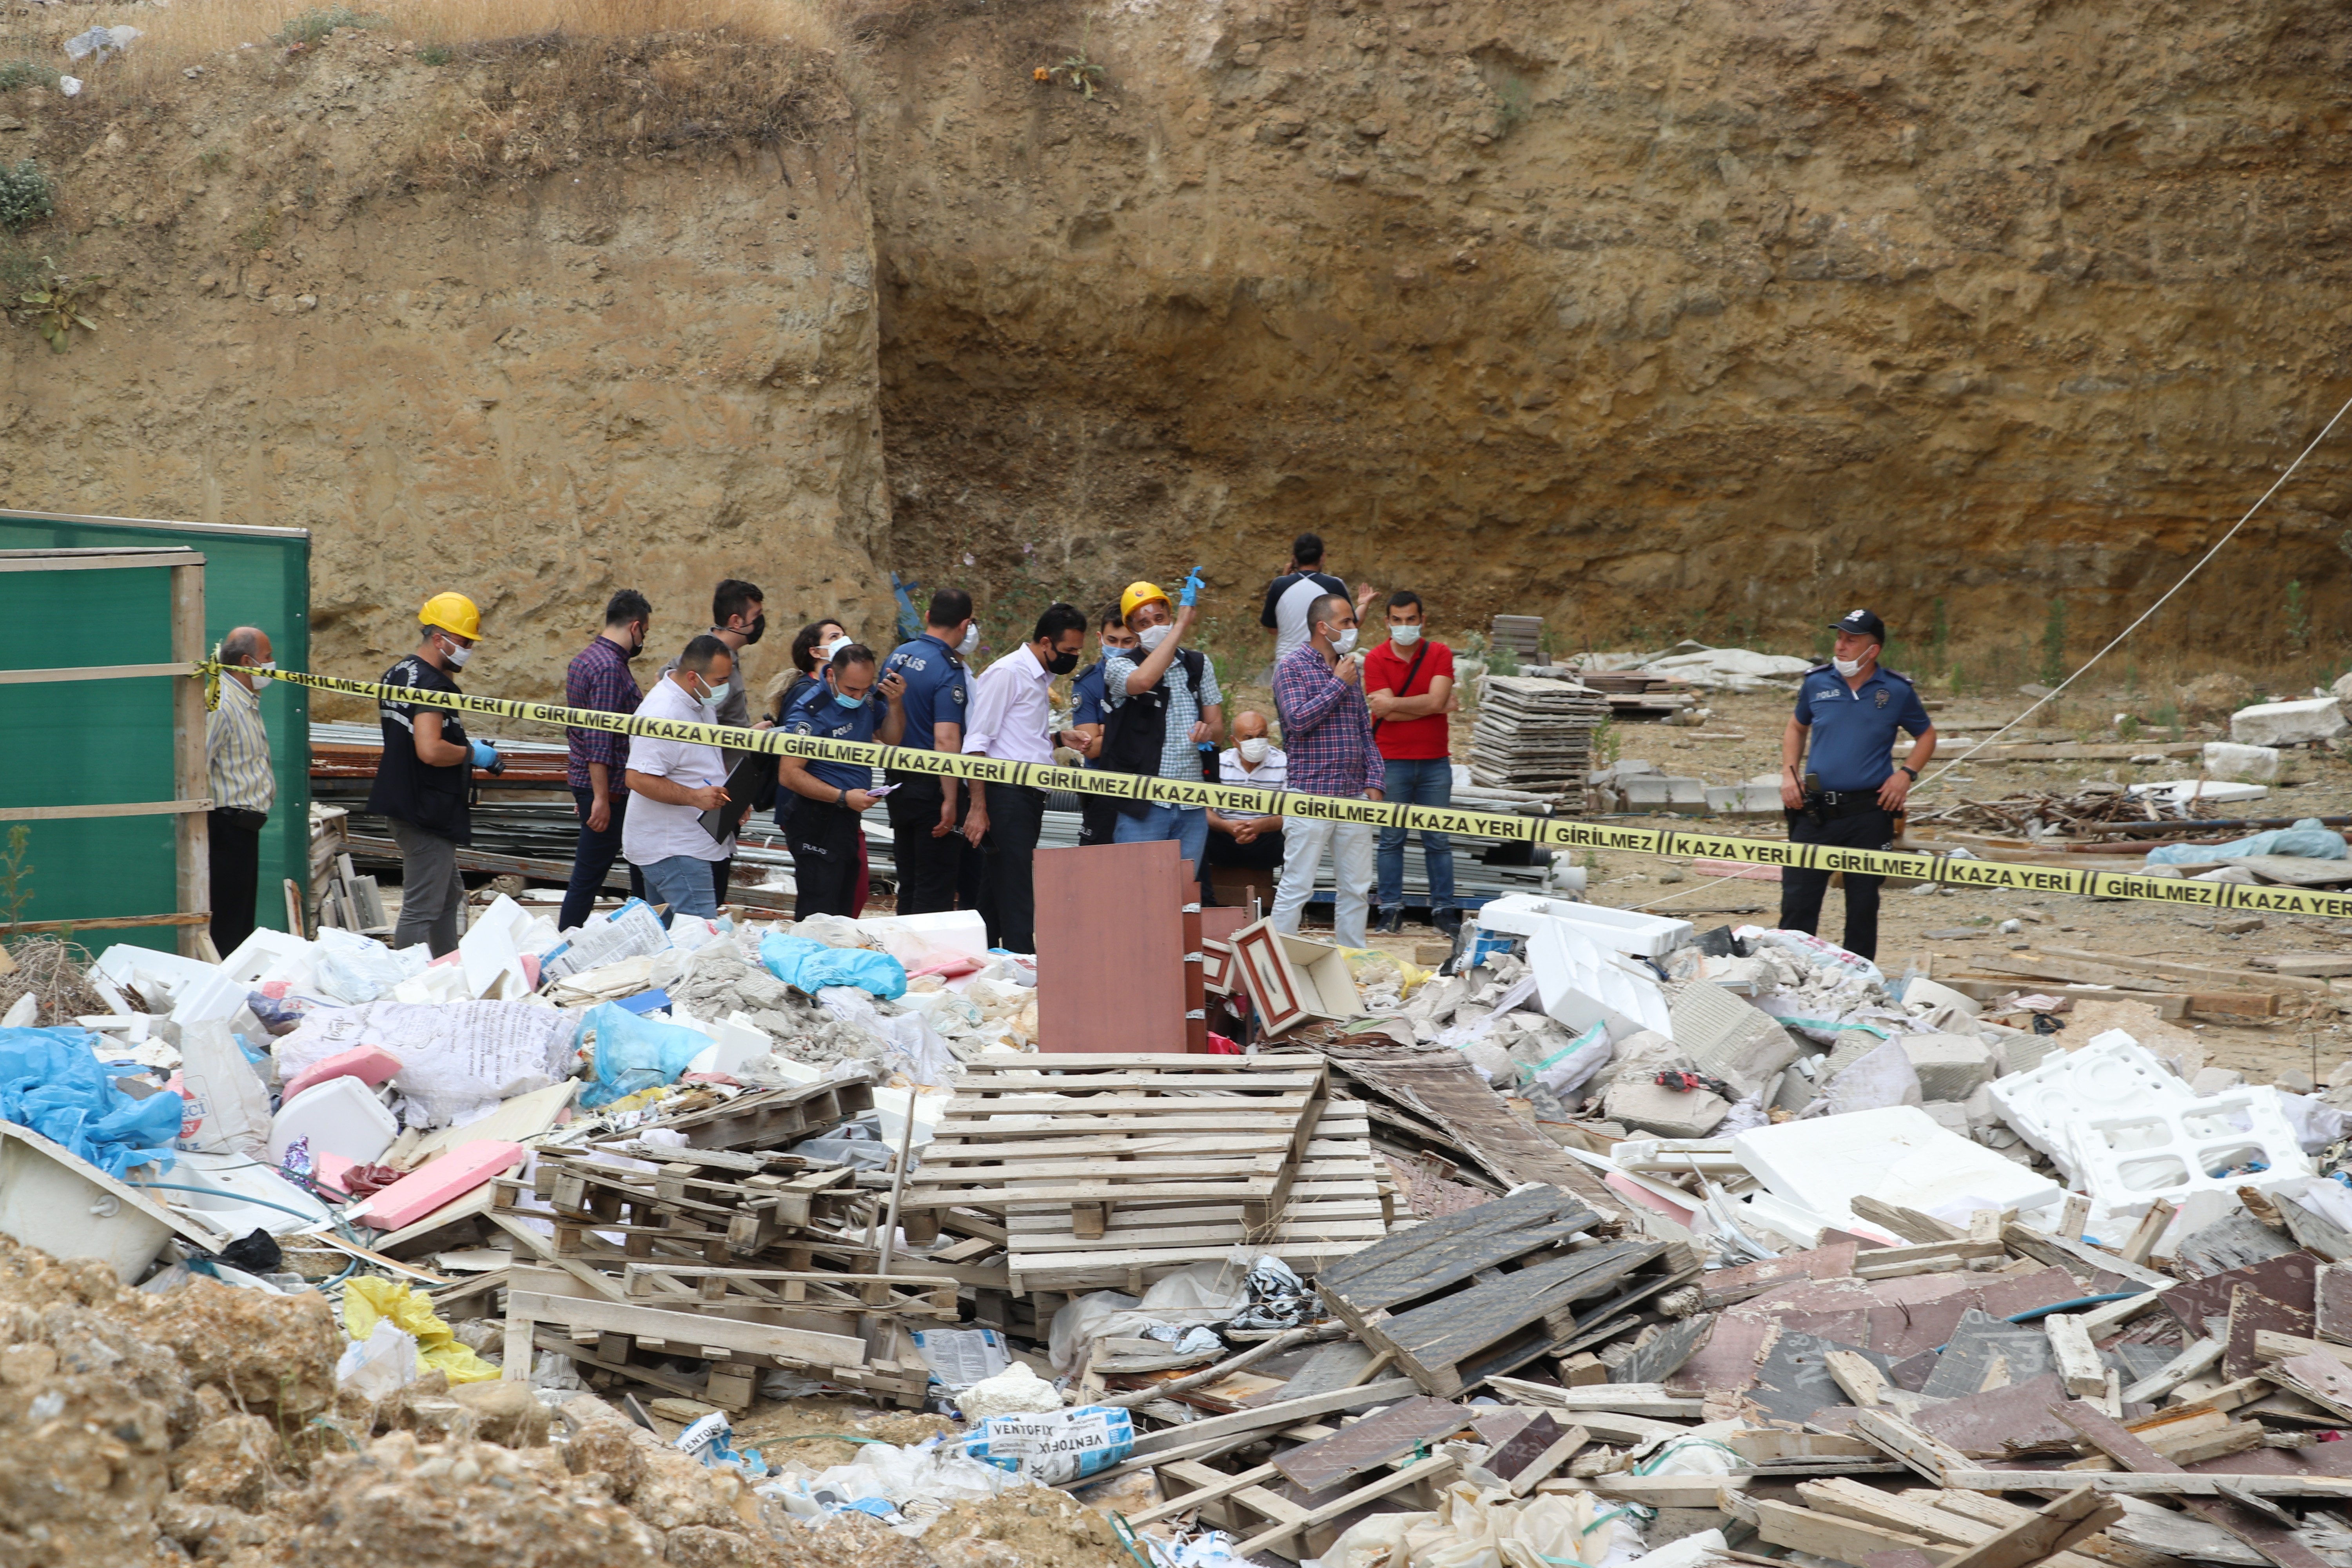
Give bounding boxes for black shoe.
[1376,907,1405,935]
[1433,908,1463,940]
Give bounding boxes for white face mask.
[694,674,726,713]
[1238,737,1270,764]
[249,661,276,685]
[441,637,472,668]
[1101,640,1131,661]
[1327,627,1358,656]
[820,636,851,662]
[957,623,980,657]
[1832,655,1865,678]
[1389,624,1422,647]
[1136,624,1171,652]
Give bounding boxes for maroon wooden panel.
[1034,840,1191,1053]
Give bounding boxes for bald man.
[207,626,277,953]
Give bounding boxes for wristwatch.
[1898,766,1918,781]
[835,787,848,805]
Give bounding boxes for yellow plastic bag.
[341,1275,502,1385]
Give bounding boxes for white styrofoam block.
[169,966,249,1027]
[458,893,535,1000]
[1731,1105,2062,1225]
[389,963,471,1006]
[218,928,311,985]
[858,910,991,962]
[1479,894,1693,959]
[1529,920,1671,1041]
[2128,779,2269,806]
[1986,1032,2192,1176]
[2230,697,2347,748]
[95,945,216,993]
[267,1076,399,1168]
[2063,1089,2314,1216]
[685,1012,770,1079]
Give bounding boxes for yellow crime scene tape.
[210,662,2352,922]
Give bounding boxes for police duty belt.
[222,663,2352,921]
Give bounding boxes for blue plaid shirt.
[1105,649,1223,783]
[1271,643,1383,798]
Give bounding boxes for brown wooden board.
[1270,1395,1472,1493]
[2320,1263,2352,1345]
[1034,840,1192,1053]
[1913,1373,2079,1457]
[2225,1287,2316,1382]
[1351,1239,1671,1396]
[2165,1252,2319,1336]
[2174,1213,2304,1278]
[1485,1412,1584,1489]
[1616,1314,1717,1387]
[1315,1185,1599,1312]
[2053,1401,2335,1568]
[1703,1244,1858,1308]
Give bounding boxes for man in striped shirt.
[206,626,276,954]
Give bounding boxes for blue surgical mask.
[833,688,865,711]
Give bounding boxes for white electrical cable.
[1917,391,2352,789]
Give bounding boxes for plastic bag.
[1510,1019,1612,1098]
[910,1327,1012,1390]
[760,932,907,1000]
[1049,1264,1249,1373]
[962,1405,1134,1485]
[176,1018,273,1159]
[1229,1255,1313,1332]
[576,1002,714,1109]
[335,1319,418,1399]
[817,987,954,1086]
[0,1027,184,1177]
[2149,817,2348,864]
[341,1276,502,1384]
[311,927,425,1005]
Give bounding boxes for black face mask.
[1047,648,1080,675]
[726,614,766,646]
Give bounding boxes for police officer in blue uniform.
[881,588,981,915]
[1778,608,1937,961]
[1069,606,1138,847]
[777,645,908,918]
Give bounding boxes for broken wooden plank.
[1125,1378,1421,1458]
[2121,1336,2223,1405]
[1487,1413,1589,1498]
[1938,1487,2122,1568]
[2047,1315,2109,1398]
[1851,1409,1973,1486]
[2051,1401,2338,1568]
[1754,1498,1947,1564]
[2003,1223,2176,1289]
[1270,1395,1470,1494]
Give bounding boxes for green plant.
[0,825,29,929]
[0,60,58,92]
[1042,16,1105,98]
[238,207,278,252]
[1594,714,1621,765]
[0,159,50,233]
[2288,579,2312,650]
[1947,662,1971,696]
[1929,596,1949,678]
[1811,626,1832,662]
[2117,714,2143,742]
[418,42,455,64]
[1492,78,1532,138]
[16,259,103,354]
[2152,699,2181,742]
[2038,598,2068,686]
[1487,640,1521,677]
[276,5,385,45]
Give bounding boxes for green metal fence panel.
[0,513,310,952]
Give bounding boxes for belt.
[211,806,269,828]
[1815,791,1887,817]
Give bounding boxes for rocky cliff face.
[0,34,893,709]
[861,0,2352,671]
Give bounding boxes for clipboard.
[697,748,766,843]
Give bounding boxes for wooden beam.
[1941,1470,2352,1498]
[2032,945,2332,997]
[505,1290,865,1368]
[2047,1316,2109,1398]
[2120,1201,2178,1267]
[0,799,213,822]
[1938,1488,2122,1568]
[0,549,205,572]
[1754,1498,1949,1564]
[1851,1409,1972,1486]
[0,911,213,933]
[2003,1223,2175,1289]
[2122,1336,2224,1405]
[1125,1379,1422,1458]
[0,662,197,684]
[2051,1401,2337,1568]
[170,559,208,958]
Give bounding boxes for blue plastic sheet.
[575,1003,714,1109]
[2147,817,2349,864]
[759,933,907,1001]
[0,1027,183,1177]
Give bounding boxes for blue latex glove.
[468,739,499,769]
[1178,566,1204,607]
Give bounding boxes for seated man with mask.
[1205,709,1287,906]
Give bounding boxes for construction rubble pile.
[13,887,2352,1568]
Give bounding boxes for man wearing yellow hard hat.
[367,592,499,955]
[1098,577,1223,887]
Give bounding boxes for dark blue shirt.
[1072,661,1110,729]
[1794,665,1933,792]
[781,680,889,797]
[881,634,969,751]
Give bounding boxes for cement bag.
[311,927,425,1004]
[1797,1035,1922,1119]
[961,1405,1134,1486]
[176,1018,272,1159]
[815,986,954,1087]
[1511,1020,1612,1098]
[276,1000,574,1129]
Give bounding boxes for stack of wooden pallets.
[899,1055,1397,1296]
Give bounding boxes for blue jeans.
[1113,803,1210,883]
[561,788,646,933]
[1377,758,1457,913]
[638,853,721,919]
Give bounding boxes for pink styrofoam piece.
[313,1151,361,1197]
[521,953,541,990]
[427,949,463,968]
[280,1044,404,1105]
[1605,1170,1698,1227]
[353,1140,524,1231]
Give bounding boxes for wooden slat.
[0,661,196,684]
[0,799,212,821]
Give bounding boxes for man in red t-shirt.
[1363,590,1460,936]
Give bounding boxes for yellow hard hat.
[1120,581,1170,622]
[419,592,483,642]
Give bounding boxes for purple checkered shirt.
[564,634,642,790]
[1271,642,1384,798]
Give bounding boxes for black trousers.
[207,807,265,954]
[1078,794,1121,849]
[886,775,973,915]
[1778,806,1894,960]
[787,800,866,919]
[976,782,1047,953]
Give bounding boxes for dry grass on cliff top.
[10,0,900,81]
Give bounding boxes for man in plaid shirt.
[560,589,653,931]
[1269,592,1385,947]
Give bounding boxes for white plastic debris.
[1733,1104,2061,1227]
[1988,1030,2191,1180]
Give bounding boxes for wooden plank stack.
[897,1055,1396,1296]
[1467,675,1612,809]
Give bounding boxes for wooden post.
[170,561,210,957]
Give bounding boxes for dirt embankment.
[861,0,2352,666]
[0,30,895,706]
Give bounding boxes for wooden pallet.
[1002,1099,1394,1294]
[624,1077,877,1151]
[902,1055,1329,1240]
[521,1152,871,1257]
[1316,1185,1691,1396]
